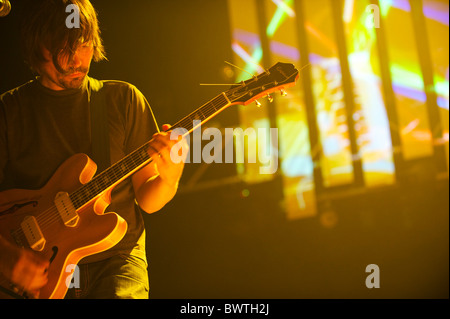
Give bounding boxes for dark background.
[0,0,448,299]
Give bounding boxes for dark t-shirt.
[0,76,159,264]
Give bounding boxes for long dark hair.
[20,0,107,73]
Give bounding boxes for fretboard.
[170,92,230,132]
[69,92,231,210]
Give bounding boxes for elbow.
[136,198,166,214]
[136,194,172,214]
[134,176,179,214]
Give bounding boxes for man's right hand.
[0,235,49,297]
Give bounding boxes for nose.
[70,51,82,69]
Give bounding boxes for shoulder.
[0,80,36,106]
[0,81,37,124]
[89,78,155,122]
[92,78,143,97]
[92,78,151,112]
[100,79,136,90]
[90,78,148,106]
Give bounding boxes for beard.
[56,66,90,90]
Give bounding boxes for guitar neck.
[69,92,231,209]
[171,92,230,134]
[68,61,300,209]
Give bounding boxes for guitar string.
[11,81,272,244]
[25,149,149,231]
[73,77,267,206]
[69,91,226,206]
[14,83,266,237]
[69,93,229,206]
[17,71,290,247]
[11,94,231,241]
[15,145,149,233]
[68,93,229,207]
[11,126,154,242]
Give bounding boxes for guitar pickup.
[55,192,79,227]
[21,216,46,251]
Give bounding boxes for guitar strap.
[89,78,111,173]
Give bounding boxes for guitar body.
[0,154,128,299]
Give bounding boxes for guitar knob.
[255,100,262,107]
[267,95,274,103]
[280,89,287,97]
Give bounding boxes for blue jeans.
[64,254,149,299]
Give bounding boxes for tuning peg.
[267,95,274,103]
[255,100,262,107]
[280,89,287,97]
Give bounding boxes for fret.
[172,93,229,132]
[70,140,155,210]
[69,94,229,210]
[70,81,254,210]
[139,146,151,162]
[197,108,205,120]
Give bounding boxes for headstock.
[225,62,299,106]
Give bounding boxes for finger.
[152,131,169,139]
[27,276,48,293]
[33,255,50,269]
[151,135,176,155]
[22,262,49,290]
[27,251,50,274]
[153,132,185,154]
[153,131,178,144]
[162,124,172,132]
[150,137,176,158]
[147,145,163,164]
[27,290,40,299]
[148,145,173,167]
[29,272,48,291]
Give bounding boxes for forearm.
[135,174,179,214]
[133,129,187,213]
